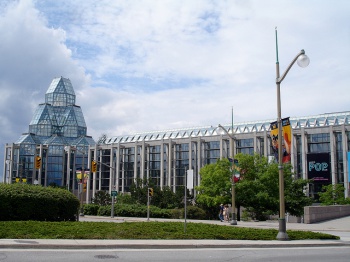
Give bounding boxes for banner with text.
[307,153,331,182]
[270,117,291,163]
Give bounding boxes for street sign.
[111,191,118,197]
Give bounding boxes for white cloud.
[1,0,350,181]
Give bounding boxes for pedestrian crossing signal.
[148,188,154,197]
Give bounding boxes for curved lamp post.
[275,28,310,240]
[217,124,237,225]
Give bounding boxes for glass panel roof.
[104,111,350,144]
[16,77,95,147]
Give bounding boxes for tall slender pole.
[147,186,150,221]
[230,108,237,225]
[275,27,288,240]
[184,167,187,233]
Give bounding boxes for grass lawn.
[0,221,339,240]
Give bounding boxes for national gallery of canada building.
[3,77,350,202]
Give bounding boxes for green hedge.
[83,203,206,220]
[0,183,80,221]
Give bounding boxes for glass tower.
[4,77,95,188]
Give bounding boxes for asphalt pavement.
[1,215,349,249]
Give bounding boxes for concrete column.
[134,144,138,181]
[197,138,202,187]
[329,126,336,184]
[109,146,113,194]
[92,145,98,198]
[86,146,92,204]
[65,145,70,189]
[219,135,224,159]
[263,130,268,157]
[301,127,308,180]
[168,140,172,187]
[253,132,258,154]
[290,128,295,173]
[116,144,121,192]
[341,125,349,197]
[141,141,146,181]
[160,140,164,189]
[172,142,176,192]
[121,147,125,193]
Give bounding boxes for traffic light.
[35,156,41,170]
[91,160,97,172]
[83,183,87,192]
[148,188,154,197]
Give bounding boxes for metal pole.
[230,135,237,225]
[147,187,150,221]
[184,167,187,233]
[111,192,115,218]
[275,28,288,240]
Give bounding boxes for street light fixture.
[217,124,237,225]
[275,28,310,240]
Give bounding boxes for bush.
[170,206,207,219]
[87,203,206,220]
[84,204,100,215]
[0,183,80,221]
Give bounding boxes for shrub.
[0,183,79,221]
[84,204,100,215]
[170,206,207,219]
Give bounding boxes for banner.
[187,169,193,190]
[307,153,331,182]
[76,170,89,183]
[270,117,291,163]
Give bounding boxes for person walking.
[224,205,230,222]
[219,204,224,222]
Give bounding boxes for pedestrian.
[224,205,230,222]
[219,204,224,222]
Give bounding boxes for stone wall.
[304,205,350,224]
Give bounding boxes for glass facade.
[4,77,95,188]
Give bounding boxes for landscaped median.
[0,221,339,240]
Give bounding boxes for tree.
[319,184,350,205]
[129,178,187,208]
[195,159,232,219]
[195,154,312,221]
[91,191,111,206]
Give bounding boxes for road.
[1,247,350,262]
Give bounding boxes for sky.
[1,0,349,181]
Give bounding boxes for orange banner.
[270,117,291,163]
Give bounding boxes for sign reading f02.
[35,156,41,170]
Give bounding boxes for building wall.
[86,118,350,203]
[4,111,350,203]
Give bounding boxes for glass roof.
[102,111,350,144]
[16,77,95,147]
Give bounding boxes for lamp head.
[297,50,310,68]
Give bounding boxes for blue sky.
[1,0,350,181]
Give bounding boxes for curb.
[1,239,349,250]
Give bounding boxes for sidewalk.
[1,215,349,249]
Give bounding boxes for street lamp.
[217,124,237,225]
[275,28,310,240]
